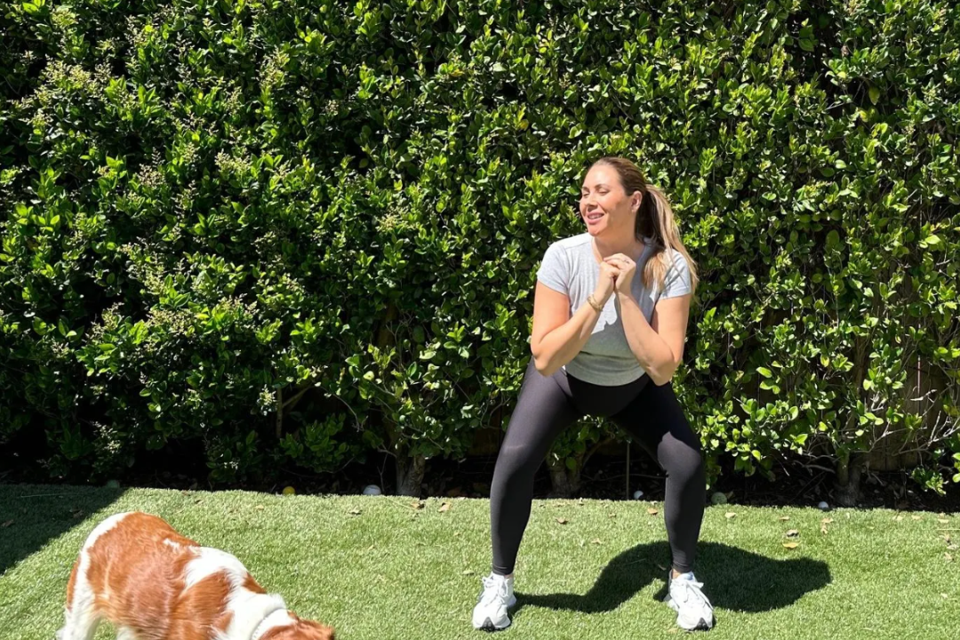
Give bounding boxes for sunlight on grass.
[1,484,957,639]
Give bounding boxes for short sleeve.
[660,250,692,298]
[536,243,568,295]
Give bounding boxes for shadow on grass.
[513,541,830,619]
[0,484,126,576]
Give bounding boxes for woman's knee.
[661,439,704,480]
[494,442,542,484]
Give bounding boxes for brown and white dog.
[58,511,335,640]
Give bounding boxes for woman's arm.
[529,283,602,377]
[530,258,620,376]
[617,292,691,385]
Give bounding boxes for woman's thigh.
[608,381,702,461]
[497,360,583,465]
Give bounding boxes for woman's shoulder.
[644,238,685,268]
[548,233,592,253]
[664,245,688,271]
[539,234,591,277]
[657,244,693,296]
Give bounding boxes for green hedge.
[2,0,958,500]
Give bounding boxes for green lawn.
[1,483,957,639]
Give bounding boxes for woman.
[472,157,714,632]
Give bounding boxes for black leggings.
[490,359,705,576]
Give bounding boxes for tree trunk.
[547,457,581,498]
[396,453,426,497]
[835,453,862,507]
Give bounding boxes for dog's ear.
[310,622,335,640]
[263,616,334,640]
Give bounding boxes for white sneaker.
[664,570,715,631]
[472,573,516,631]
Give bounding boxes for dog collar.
[251,607,290,640]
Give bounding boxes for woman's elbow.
[530,347,555,377]
[647,360,680,386]
[648,371,670,386]
[533,355,555,377]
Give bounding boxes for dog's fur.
[58,512,335,640]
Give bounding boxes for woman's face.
[579,164,641,238]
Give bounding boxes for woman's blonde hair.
[588,156,699,296]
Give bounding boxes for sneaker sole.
[475,616,511,632]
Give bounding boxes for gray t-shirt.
[535,233,692,386]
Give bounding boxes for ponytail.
[636,183,700,296]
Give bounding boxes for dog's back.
[59,511,334,640]
[61,511,221,639]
